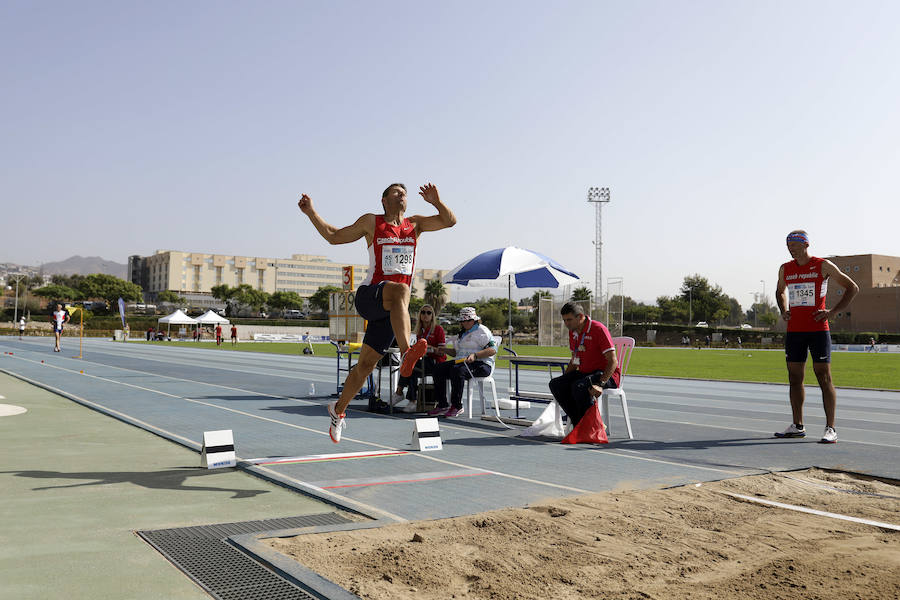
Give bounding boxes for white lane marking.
[5,354,763,480]
[628,413,900,449]
[723,492,900,531]
[0,365,405,523]
[249,465,407,522]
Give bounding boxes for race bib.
[787,282,816,307]
[382,245,414,275]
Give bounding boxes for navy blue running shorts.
[784,331,831,363]
[354,282,394,355]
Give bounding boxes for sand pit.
[267,469,900,600]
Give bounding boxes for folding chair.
[464,336,511,428]
[600,336,635,439]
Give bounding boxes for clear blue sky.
[3,1,898,308]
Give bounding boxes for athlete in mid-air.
[298,183,456,442]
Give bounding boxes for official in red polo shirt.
[548,302,621,426]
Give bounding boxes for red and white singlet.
[361,216,417,286]
[782,256,829,332]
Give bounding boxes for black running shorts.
[355,282,394,355]
[784,331,831,363]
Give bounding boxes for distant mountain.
[41,256,127,278]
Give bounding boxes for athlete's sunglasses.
[420,310,433,315]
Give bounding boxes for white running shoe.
[774,423,806,438]
[390,391,405,406]
[402,400,418,413]
[327,401,346,443]
[820,426,837,444]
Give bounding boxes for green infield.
[626,348,900,390]
[127,341,900,390]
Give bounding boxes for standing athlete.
[298,183,456,442]
[774,230,858,443]
[51,304,69,352]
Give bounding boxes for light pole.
[10,272,25,324]
[749,292,758,327]
[587,187,610,308]
[760,280,766,303]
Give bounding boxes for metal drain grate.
[139,513,353,600]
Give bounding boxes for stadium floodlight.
[587,187,610,304]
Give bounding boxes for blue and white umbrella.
[442,247,580,347]
[443,246,580,289]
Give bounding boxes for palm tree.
[424,279,448,315]
[570,286,592,302]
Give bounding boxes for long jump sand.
[269,468,900,600]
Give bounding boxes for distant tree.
[50,274,85,289]
[32,284,83,301]
[656,295,688,324]
[725,297,744,326]
[760,312,779,328]
[529,290,553,308]
[677,274,732,324]
[77,274,142,305]
[570,286,592,302]
[442,301,463,318]
[268,291,305,311]
[210,284,236,302]
[408,296,425,317]
[231,284,269,312]
[424,279,448,315]
[309,285,342,312]
[156,290,184,304]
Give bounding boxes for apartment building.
[824,254,900,332]
[128,250,448,303]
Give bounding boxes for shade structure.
[443,246,580,407]
[157,309,198,325]
[443,246,580,288]
[195,310,230,325]
[442,246,580,341]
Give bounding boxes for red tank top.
[782,256,829,332]
[362,216,417,286]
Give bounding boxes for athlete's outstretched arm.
[298,194,373,245]
[411,183,456,234]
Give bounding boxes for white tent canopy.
[158,309,198,325]
[195,310,230,325]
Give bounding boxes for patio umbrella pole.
[508,274,514,396]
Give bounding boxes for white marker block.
[411,418,442,452]
[201,429,236,469]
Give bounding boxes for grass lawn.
[128,341,900,390]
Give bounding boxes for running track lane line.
[2,354,749,481]
[0,365,408,523]
[2,357,596,493]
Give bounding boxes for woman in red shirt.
[392,304,445,412]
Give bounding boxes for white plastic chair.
[465,336,510,428]
[600,336,635,439]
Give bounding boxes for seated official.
[428,306,497,418]
[392,303,446,413]
[549,302,620,427]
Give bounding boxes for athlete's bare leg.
[786,361,806,425]
[812,362,836,428]
[54,331,62,351]
[334,344,383,414]
[381,281,411,353]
